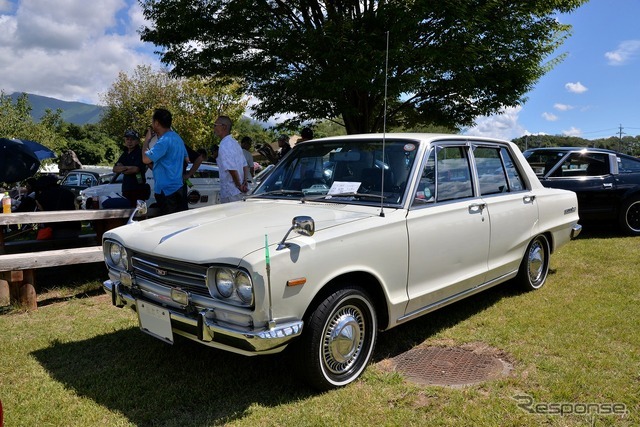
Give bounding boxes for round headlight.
[216,269,234,298]
[235,271,253,304]
[109,243,123,265]
[106,242,128,270]
[187,189,201,204]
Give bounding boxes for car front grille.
[131,254,211,298]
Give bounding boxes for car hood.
[104,199,383,263]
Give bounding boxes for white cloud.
[542,112,558,121]
[464,105,526,141]
[554,103,573,111]
[562,127,582,137]
[605,40,640,66]
[565,82,588,94]
[0,0,161,104]
[0,0,13,13]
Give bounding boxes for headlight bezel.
[103,240,130,271]
[207,266,254,307]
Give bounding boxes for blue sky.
[1,0,638,141]
[467,0,640,140]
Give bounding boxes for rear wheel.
[619,197,640,236]
[294,286,377,391]
[516,235,550,291]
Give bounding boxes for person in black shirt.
[35,175,81,239]
[113,130,149,207]
[180,144,204,210]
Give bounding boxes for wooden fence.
[0,208,144,310]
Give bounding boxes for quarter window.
[618,155,640,173]
[501,147,525,191]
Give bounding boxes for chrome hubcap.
[323,305,364,374]
[528,240,545,285]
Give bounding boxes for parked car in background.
[102,134,581,390]
[80,162,221,209]
[59,167,117,199]
[523,147,640,235]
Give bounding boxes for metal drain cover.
[391,346,511,387]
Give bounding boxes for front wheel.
[619,197,640,236]
[294,286,377,391]
[516,234,550,291]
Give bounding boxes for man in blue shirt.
[142,108,188,216]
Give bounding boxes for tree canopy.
[100,65,248,150]
[140,0,587,134]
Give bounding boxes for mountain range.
[10,92,105,125]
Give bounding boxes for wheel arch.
[303,271,390,331]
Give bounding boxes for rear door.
[472,144,538,280]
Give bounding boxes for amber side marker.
[287,278,307,287]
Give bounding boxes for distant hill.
[10,92,105,125]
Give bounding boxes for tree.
[140,0,587,134]
[99,65,247,150]
[0,92,67,156]
[99,65,181,140]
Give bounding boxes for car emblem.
[155,268,167,276]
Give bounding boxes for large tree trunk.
[342,89,379,134]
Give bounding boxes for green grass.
[1,228,638,426]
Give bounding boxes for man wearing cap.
[113,129,150,207]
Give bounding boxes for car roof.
[312,133,509,144]
[523,146,620,155]
[67,167,114,176]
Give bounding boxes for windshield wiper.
[247,190,305,198]
[309,192,386,201]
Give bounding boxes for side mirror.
[128,200,148,224]
[277,216,315,250]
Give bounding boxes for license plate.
[137,301,174,344]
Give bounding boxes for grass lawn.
[0,227,638,426]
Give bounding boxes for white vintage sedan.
[80,162,221,209]
[102,134,581,390]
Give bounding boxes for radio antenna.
[379,31,390,217]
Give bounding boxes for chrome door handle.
[468,203,486,214]
[523,195,536,204]
[603,183,613,189]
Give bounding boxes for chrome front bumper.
[103,279,303,355]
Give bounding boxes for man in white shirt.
[214,116,249,203]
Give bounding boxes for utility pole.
[618,124,625,152]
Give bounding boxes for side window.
[474,147,508,195]
[412,149,436,205]
[63,174,79,186]
[435,146,473,202]
[618,156,640,173]
[501,147,525,191]
[82,174,97,187]
[556,153,609,177]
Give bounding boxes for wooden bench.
[0,208,146,310]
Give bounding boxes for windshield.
[252,138,420,206]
